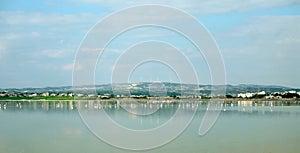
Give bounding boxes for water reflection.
[77,100,199,130]
[0,101,77,112]
[0,100,299,119]
[0,100,300,153]
[0,100,299,112]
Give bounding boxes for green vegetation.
[0,96,74,101]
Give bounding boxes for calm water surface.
[0,100,299,153]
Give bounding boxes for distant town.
[0,83,299,100]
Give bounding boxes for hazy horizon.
[0,82,298,90]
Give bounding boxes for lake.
[0,100,299,153]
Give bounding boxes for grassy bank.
[0,96,74,101]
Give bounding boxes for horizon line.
[0,82,298,90]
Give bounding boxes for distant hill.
[1,82,299,97]
[225,84,294,95]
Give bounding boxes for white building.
[288,90,296,94]
[50,93,57,96]
[257,91,266,95]
[237,93,254,98]
[28,93,37,97]
[41,92,49,97]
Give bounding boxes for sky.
[0,0,300,88]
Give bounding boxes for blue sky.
[0,0,300,88]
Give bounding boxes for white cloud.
[190,0,298,14]
[220,15,300,87]
[37,49,73,58]
[71,0,299,14]
[0,43,6,59]
[0,11,102,26]
[63,63,76,71]
[1,31,40,41]
[225,15,300,57]
[0,11,102,61]
[1,2,299,87]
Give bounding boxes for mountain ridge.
[0,82,299,96]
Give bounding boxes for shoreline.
[0,97,299,102]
